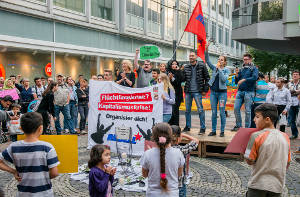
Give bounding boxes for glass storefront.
[0,49,102,83]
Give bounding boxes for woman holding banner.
[205,43,230,137]
[2,79,20,101]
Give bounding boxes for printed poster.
[88,81,163,156]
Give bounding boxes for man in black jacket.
[182,51,210,134]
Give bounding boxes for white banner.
[88,81,163,155]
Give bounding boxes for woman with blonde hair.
[116,59,135,87]
[159,73,175,122]
[159,63,167,73]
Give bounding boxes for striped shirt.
[245,129,291,194]
[0,140,60,197]
[253,80,270,103]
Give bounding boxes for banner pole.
[171,31,186,60]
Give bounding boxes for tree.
[248,47,300,79]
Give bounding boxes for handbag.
[279,114,287,126]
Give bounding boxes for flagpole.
[171,30,186,60]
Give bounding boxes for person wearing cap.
[250,73,270,128]
[54,74,76,135]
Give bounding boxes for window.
[231,40,234,48]
[91,0,113,21]
[211,0,216,10]
[179,2,189,41]
[234,0,240,9]
[244,0,250,5]
[218,25,223,44]
[225,28,229,46]
[126,0,144,28]
[54,0,85,13]
[241,44,244,52]
[201,0,208,8]
[219,0,224,16]
[165,0,175,38]
[225,3,230,18]
[148,0,161,34]
[236,42,240,50]
[211,21,216,41]
[204,17,209,34]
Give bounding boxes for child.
[8,103,23,142]
[245,103,291,197]
[141,123,185,197]
[171,125,199,197]
[0,112,60,196]
[149,68,160,86]
[88,145,116,197]
[158,73,175,123]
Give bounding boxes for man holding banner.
[134,49,153,88]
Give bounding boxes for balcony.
[232,0,283,29]
[231,0,300,55]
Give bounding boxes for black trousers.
[169,99,182,126]
[246,188,281,197]
[274,105,286,132]
[250,103,262,128]
[38,111,50,134]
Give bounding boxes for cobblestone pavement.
[1,112,300,197]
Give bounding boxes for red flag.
[197,36,206,62]
[184,0,206,62]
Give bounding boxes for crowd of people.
[0,46,299,142]
[0,45,299,197]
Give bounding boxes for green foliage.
[259,0,283,21]
[248,47,300,78]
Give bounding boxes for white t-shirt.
[141,147,185,197]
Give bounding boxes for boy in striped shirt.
[0,112,60,197]
[245,103,291,197]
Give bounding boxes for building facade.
[231,0,300,55]
[0,0,245,81]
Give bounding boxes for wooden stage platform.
[181,129,243,160]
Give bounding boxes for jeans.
[289,105,299,137]
[179,183,187,197]
[54,104,75,134]
[234,91,254,128]
[210,91,227,133]
[185,93,206,129]
[64,101,78,130]
[163,114,172,123]
[250,103,262,128]
[78,104,89,131]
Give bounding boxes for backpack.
[27,100,41,112]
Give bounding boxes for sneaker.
[231,126,240,132]
[290,135,298,140]
[199,128,206,135]
[220,133,225,137]
[81,130,88,135]
[208,132,216,136]
[182,127,190,132]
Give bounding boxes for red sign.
[45,63,52,77]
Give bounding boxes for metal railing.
[232,0,283,29]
